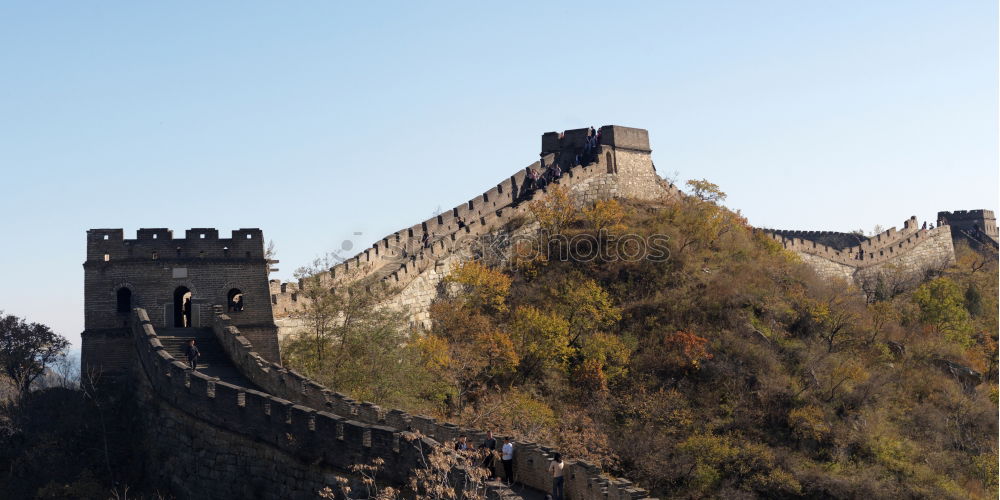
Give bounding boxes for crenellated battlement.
[542,125,651,154]
[206,308,653,499]
[938,209,999,243]
[939,209,995,218]
[128,308,437,490]
[83,226,280,372]
[760,215,957,284]
[270,126,680,319]
[761,217,940,266]
[86,227,265,263]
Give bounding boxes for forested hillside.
[284,181,998,499]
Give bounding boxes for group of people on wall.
[520,126,603,202]
[453,430,566,499]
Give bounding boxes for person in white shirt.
[548,453,564,500]
[501,437,514,484]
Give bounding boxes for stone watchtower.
[541,125,666,201]
[937,210,999,244]
[81,228,280,376]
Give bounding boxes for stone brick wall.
[795,253,856,283]
[80,328,133,376]
[134,368,353,500]
[209,310,656,499]
[764,220,956,285]
[763,230,865,250]
[269,126,678,333]
[938,209,999,242]
[128,308,452,498]
[83,228,281,376]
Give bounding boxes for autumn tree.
[659,179,747,257]
[422,300,518,414]
[574,332,631,391]
[685,179,726,203]
[282,262,433,407]
[582,199,628,234]
[444,261,512,314]
[652,331,713,375]
[865,300,900,345]
[544,274,621,348]
[510,305,572,379]
[808,286,862,352]
[913,277,975,347]
[528,184,576,235]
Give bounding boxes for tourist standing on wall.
[549,453,564,500]
[480,431,498,480]
[501,437,514,485]
[185,339,200,371]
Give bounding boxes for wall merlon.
[599,125,651,152]
[137,228,172,240]
[541,132,561,153]
[85,227,267,263]
[186,228,220,240]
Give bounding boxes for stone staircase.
[157,327,256,388]
[364,253,411,283]
[958,228,999,253]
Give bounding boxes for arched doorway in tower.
[116,288,132,314]
[227,288,244,312]
[173,287,193,328]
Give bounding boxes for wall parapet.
[270,131,680,318]
[760,216,948,268]
[208,308,656,500]
[128,308,439,490]
[86,228,266,263]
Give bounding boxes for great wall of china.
[269,126,679,333]
[761,217,956,284]
[81,125,996,499]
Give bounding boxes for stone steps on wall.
[366,254,410,283]
[369,184,548,285]
[157,328,257,388]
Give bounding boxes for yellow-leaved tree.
[444,261,512,314]
[528,184,576,235]
[510,305,572,379]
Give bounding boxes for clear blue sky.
[0,1,996,350]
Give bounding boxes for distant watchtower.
[938,210,999,244]
[81,228,280,376]
[541,125,666,201]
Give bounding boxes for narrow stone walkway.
[157,327,257,389]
